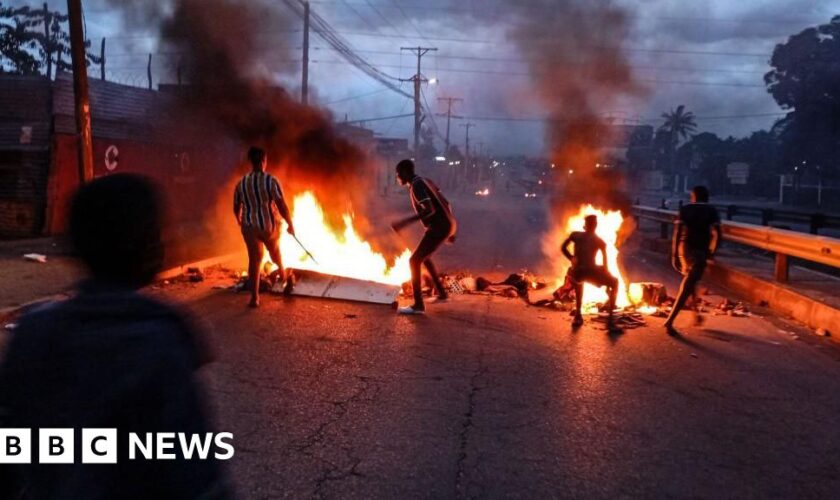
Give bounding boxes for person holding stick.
[234,146,295,308]
[391,159,457,315]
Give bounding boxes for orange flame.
[273,192,411,285]
[544,204,646,313]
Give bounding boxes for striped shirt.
[409,176,454,228]
[234,171,285,232]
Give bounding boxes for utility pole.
[460,122,475,159]
[301,1,310,105]
[99,37,105,81]
[43,3,52,80]
[66,0,93,184]
[436,96,462,156]
[147,53,153,90]
[400,46,437,157]
[459,122,475,189]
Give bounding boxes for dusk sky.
[21,0,840,155]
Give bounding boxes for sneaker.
[398,305,426,315]
[282,274,296,296]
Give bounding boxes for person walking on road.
[234,146,295,308]
[561,214,621,333]
[391,159,457,315]
[664,185,722,335]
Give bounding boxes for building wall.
[46,73,239,238]
[0,75,53,237]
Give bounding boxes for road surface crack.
[455,300,491,499]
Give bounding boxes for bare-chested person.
[561,214,620,333]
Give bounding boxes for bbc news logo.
[0,429,234,464]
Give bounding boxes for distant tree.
[0,2,100,78]
[0,3,41,74]
[659,105,697,186]
[765,15,840,180]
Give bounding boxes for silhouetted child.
[0,174,229,499]
[561,214,620,333]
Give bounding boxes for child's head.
[584,214,598,232]
[69,174,164,288]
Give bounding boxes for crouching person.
[561,214,621,333]
[391,159,457,315]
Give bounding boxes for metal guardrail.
[711,203,840,235]
[633,205,840,282]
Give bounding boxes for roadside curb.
[0,252,244,326]
[640,237,840,342]
[156,252,244,281]
[704,263,840,341]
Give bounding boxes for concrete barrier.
[640,236,840,341]
[704,263,840,339]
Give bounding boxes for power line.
[323,87,395,104]
[311,46,769,75]
[342,112,413,124]
[310,59,767,87]
[281,0,412,98]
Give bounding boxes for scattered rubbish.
[713,299,751,317]
[815,328,831,337]
[592,311,647,330]
[186,267,205,283]
[23,253,47,263]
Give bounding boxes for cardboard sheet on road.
[282,268,400,305]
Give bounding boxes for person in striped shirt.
[391,159,457,315]
[233,147,295,308]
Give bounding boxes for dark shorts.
[569,266,618,288]
[679,248,709,278]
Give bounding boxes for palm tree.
[659,105,697,187]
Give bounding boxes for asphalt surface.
[148,194,840,499]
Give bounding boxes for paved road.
[149,194,840,499]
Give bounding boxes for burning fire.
[271,192,411,285]
[547,204,653,314]
[563,205,629,311]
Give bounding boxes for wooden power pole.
[66,0,94,184]
[301,1,310,105]
[436,96,462,155]
[400,46,437,157]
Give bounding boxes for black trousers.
[410,222,454,308]
[666,248,708,324]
